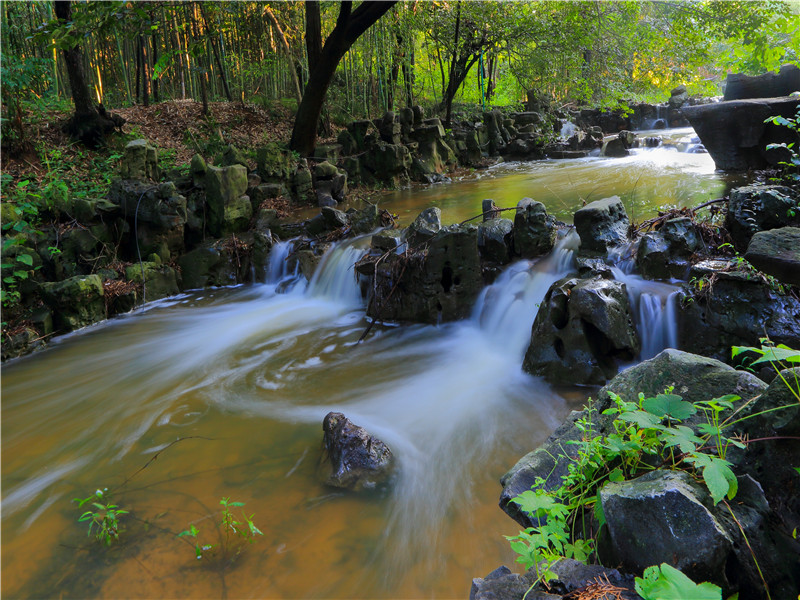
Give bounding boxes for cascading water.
[474,231,580,358]
[611,267,680,360]
[265,238,297,283]
[1,234,583,598]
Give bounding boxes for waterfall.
[611,267,679,360]
[266,239,296,283]
[473,231,579,359]
[559,120,578,139]
[637,290,679,360]
[307,244,367,306]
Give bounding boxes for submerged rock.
[322,412,393,490]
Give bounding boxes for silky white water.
[2,237,583,599]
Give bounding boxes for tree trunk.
[289,1,397,157]
[54,0,118,147]
[54,0,94,116]
[305,0,322,77]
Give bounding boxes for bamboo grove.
[2,1,799,130]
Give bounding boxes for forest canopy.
[3,0,798,132]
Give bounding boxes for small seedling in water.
[178,497,263,563]
[73,488,128,546]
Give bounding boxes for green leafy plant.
[177,497,263,564]
[635,563,722,600]
[732,340,800,403]
[73,488,129,546]
[506,388,752,593]
[764,105,800,183]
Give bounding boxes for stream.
[1,128,742,599]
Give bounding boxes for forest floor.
[0,99,365,218]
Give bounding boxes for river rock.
[523,277,639,385]
[406,207,442,245]
[214,144,248,169]
[636,217,704,279]
[682,96,800,171]
[256,142,293,182]
[361,222,482,323]
[726,184,800,251]
[119,139,159,180]
[513,198,557,258]
[125,262,180,302]
[744,227,800,286]
[361,140,411,186]
[178,238,249,289]
[409,121,456,181]
[500,408,617,527]
[723,63,800,101]
[469,566,560,600]
[291,159,314,203]
[205,164,249,236]
[478,218,514,264]
[601,348,766,405]
[573,196,629,253]
[322,412,393,490]
[107,179,187,261]
[598,470,733,589]
[41,274,105,332]
[678,264,800,360]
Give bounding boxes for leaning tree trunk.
[54,0,117,147]
[289,0,397,157]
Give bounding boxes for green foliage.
[635,563,722,600]
[765,105,800,184]
[732,340,800,402]
[506,386,753,589]
[177,497,263,564]
[73,488,129,546]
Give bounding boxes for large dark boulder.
[726,184,800,251]
[723,64,800,101]
[358,210,482,324]
[682,96,800,171]
[678,262,800,361]
[573,196,630,253]
[513,198,557,258]
[598,470,732,590]
[477,218,514,264]
[177,237,253,289]
[601,348,766,405]
[636,217,704,280]
[744,226,800,287]
[523,276,639,385]
[322,412,393,490]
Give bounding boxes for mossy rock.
[256,142,293,182]
[125,262,179,302]
[41,274,105,332]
